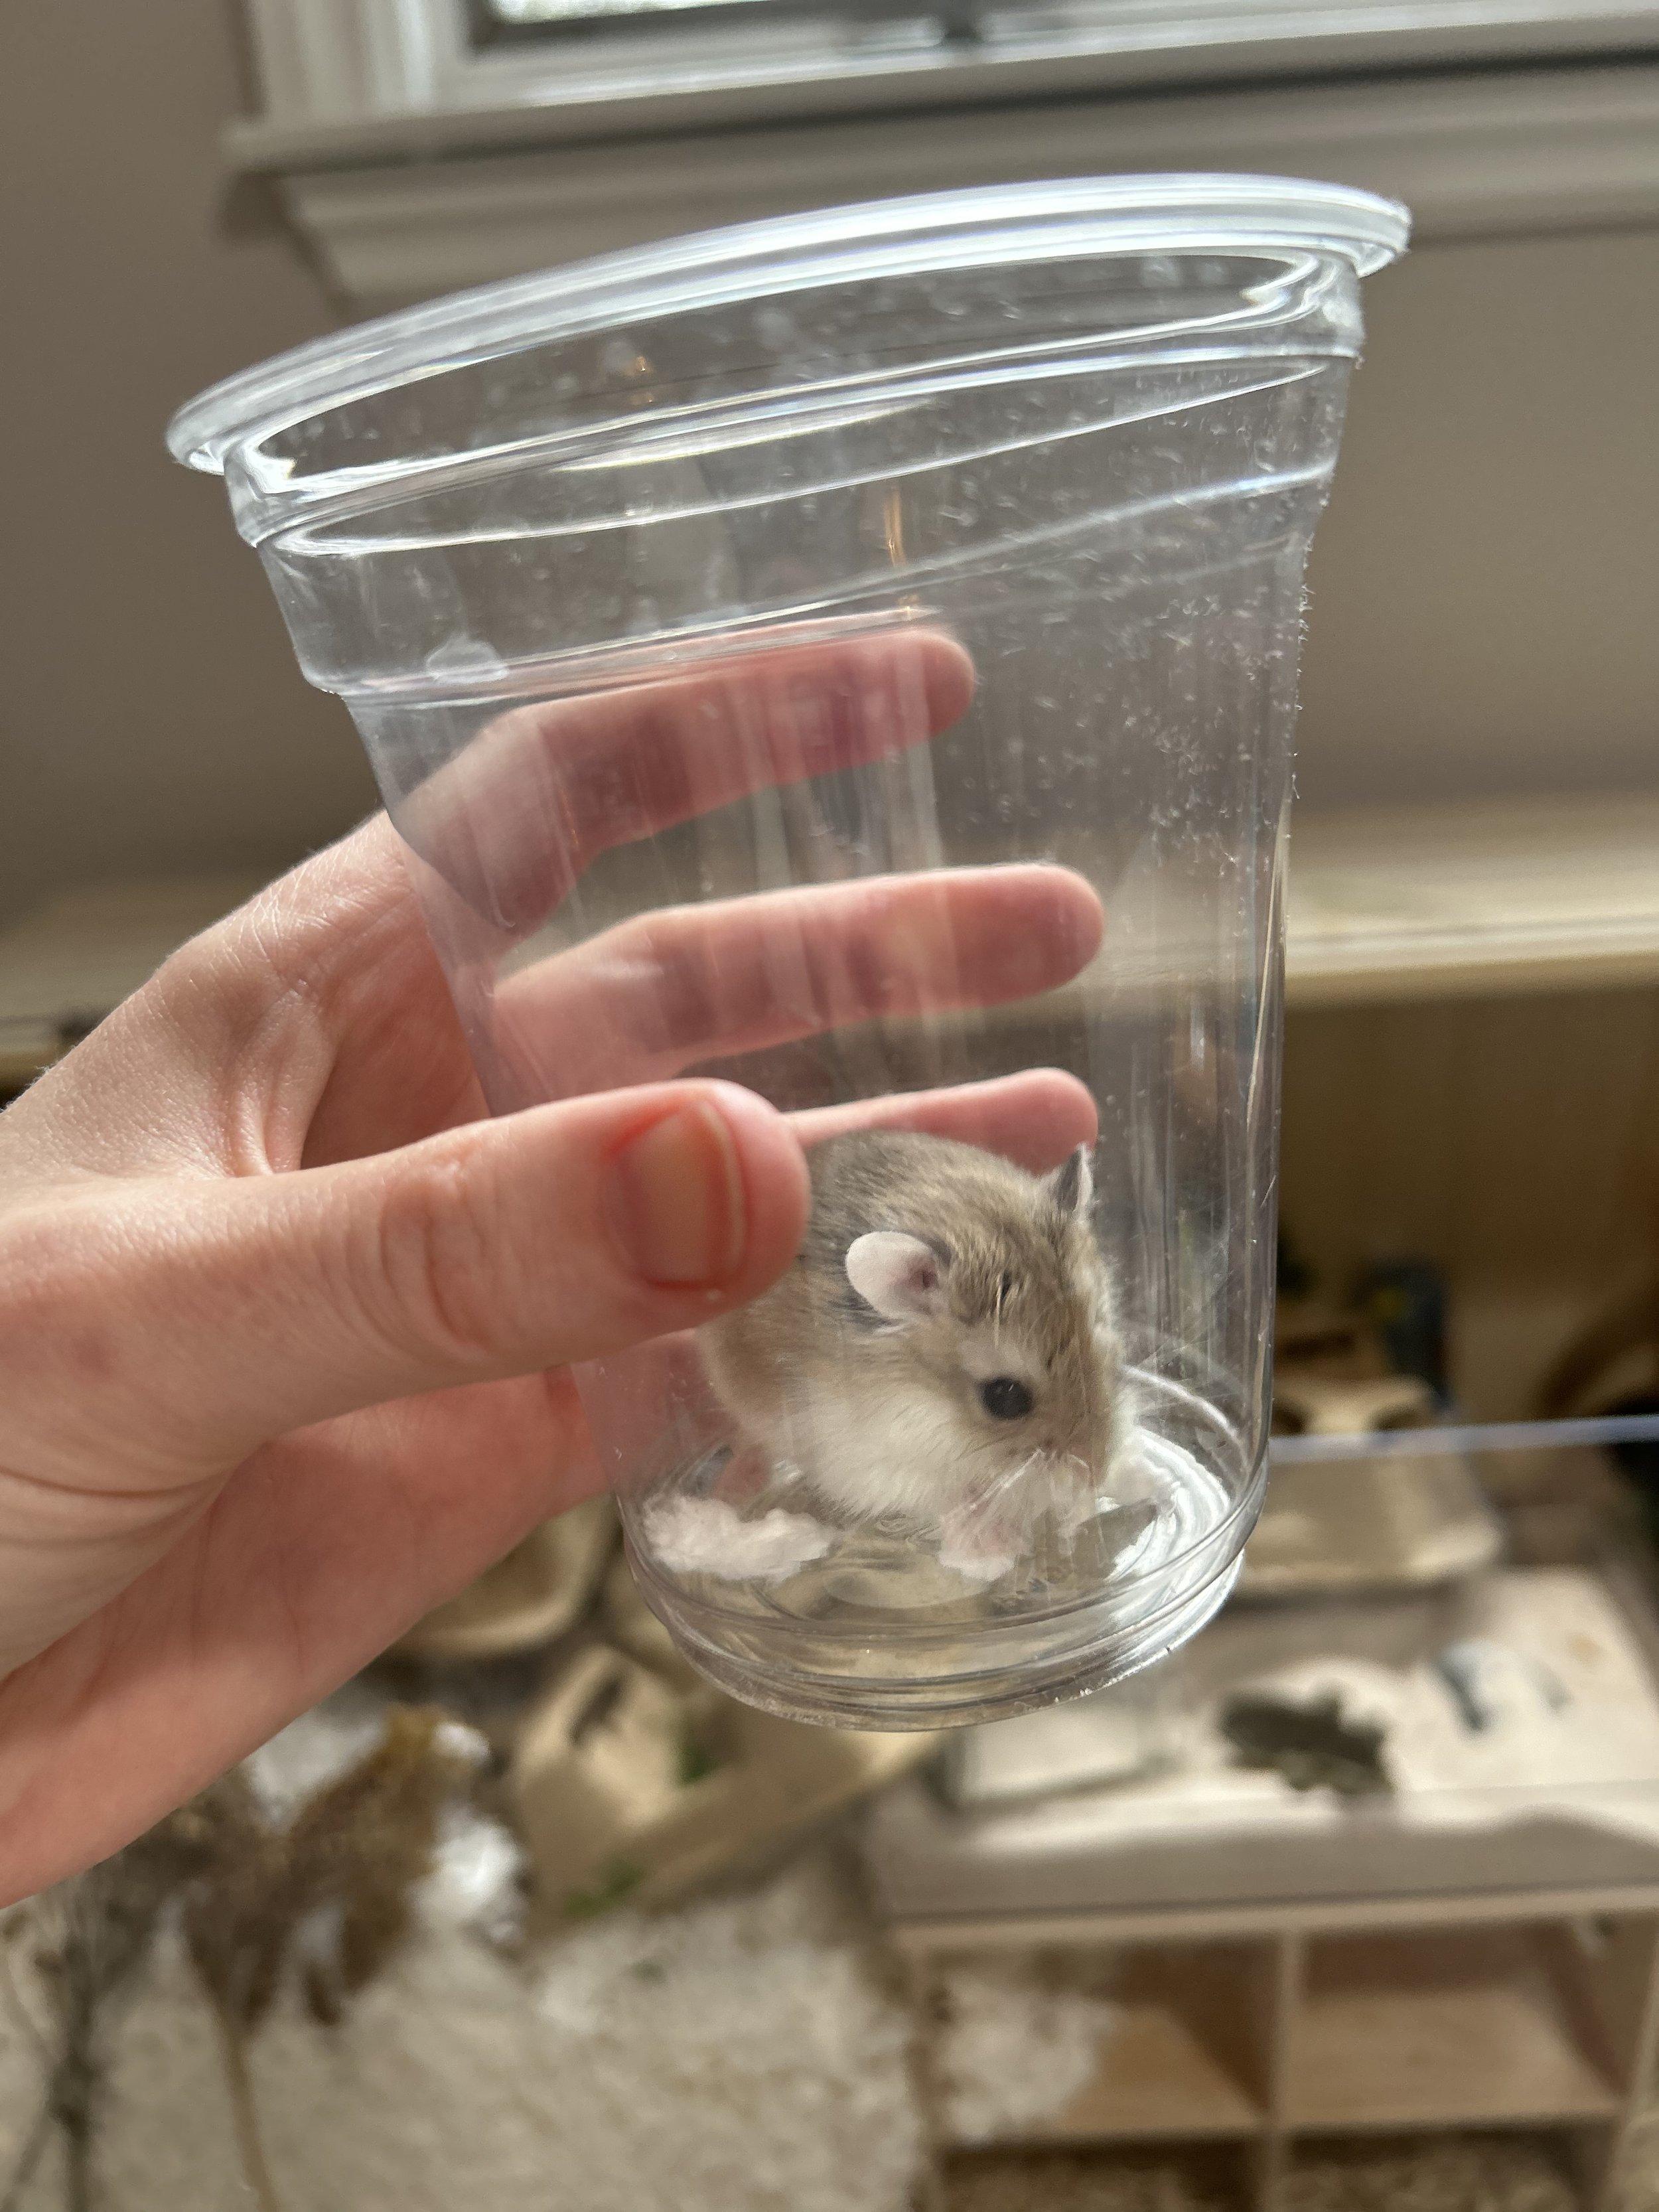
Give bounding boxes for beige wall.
[1298,225,1659,809]
[1,1,373,928]
[3,8,1656,929]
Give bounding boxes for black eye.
[979,1376,1034,1421]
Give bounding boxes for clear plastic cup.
[170,177,1407,1730]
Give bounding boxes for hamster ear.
[1045,1145,1094,1220]
[845,1232,948,1324]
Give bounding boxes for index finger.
[389,626,976,938]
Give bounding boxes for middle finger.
[492,863,1104,1099]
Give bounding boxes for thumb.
[38,1081,809,1473]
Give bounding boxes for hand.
[0,629,1101,1901]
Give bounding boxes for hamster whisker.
[972,1450,1044,1513]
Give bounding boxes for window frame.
[234,0,1659,167]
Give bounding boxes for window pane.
[480,0,922,25]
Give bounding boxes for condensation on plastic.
[171,177,1408,1729]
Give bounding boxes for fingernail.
[605,1100,747,1288]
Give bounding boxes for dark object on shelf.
[1534,1270,1659,1550]
[1609,1392,1659,1486]
[1272,1301,1389,1386]
[1218,1692,1392,1798]
[1603,1391,1659,1552]
[1537,1278,1658,1424]
[1276,1228,1317,1303]
[1354,1258,1449,1401]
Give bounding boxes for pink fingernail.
[605,1100,747,1288]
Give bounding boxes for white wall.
[1298,225,1659,808]
[3,7,1655,930]
[1,1,373,928]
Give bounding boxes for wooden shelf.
[3,790,1655,1091]
[1285,1932,1621,2134]
[0,875,263,1086]
[1021,2002,1263,2146]
[940,1945,1270,2152]
[908,1903,1659,2205]
[1285,791,1659,1007]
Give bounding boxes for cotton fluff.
[936,1960,1119,2143]
[642,1494,834,1581]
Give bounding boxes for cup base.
[627,1541,1246,1732]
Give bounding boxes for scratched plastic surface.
[171,179,1407,1727]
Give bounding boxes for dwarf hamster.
[699,1130,1122,1574]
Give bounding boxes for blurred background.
[3,6,1658,2209]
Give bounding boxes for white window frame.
[234,0,1659,166]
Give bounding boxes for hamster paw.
[937,1509,1019,1585]
[711,1443,773,1507]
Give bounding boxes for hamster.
[699,1130,1122,1577]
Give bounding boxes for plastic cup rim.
[167,173,1409,480]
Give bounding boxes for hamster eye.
[979,1377,1034,1421]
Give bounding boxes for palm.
[228,859,604,1674]
[0,838,585,1885]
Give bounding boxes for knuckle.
[368,1140,515,1368]
[147,921,318,1086]
[149,868,377,1059]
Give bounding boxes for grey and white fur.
[699,1130,1122,1576]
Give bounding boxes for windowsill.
[237,60,1659,311]
[1284,790,1659,1007]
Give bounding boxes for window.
[474,0,940,27]
[237,0,1659,164]
[458,0,991,110]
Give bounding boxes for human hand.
[0,628,1100,1900]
